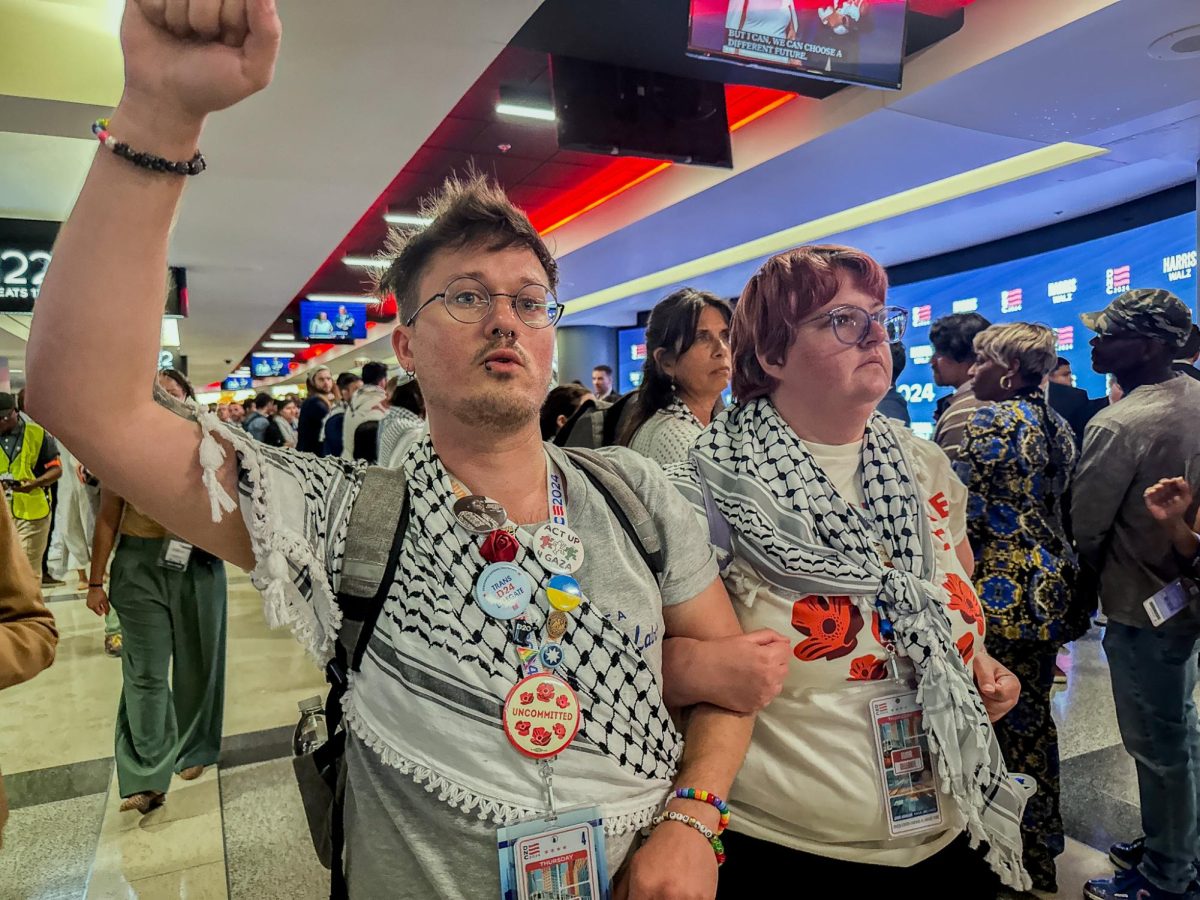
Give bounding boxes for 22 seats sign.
[0,218,58,313]
[0,247,51,304]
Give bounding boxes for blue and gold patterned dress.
[955,386,1079,892]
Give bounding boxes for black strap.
[573,463,663,578]
[326,484,410,899]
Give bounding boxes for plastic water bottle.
[293,696,328,757]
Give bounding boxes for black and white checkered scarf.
[681,398,1031,890]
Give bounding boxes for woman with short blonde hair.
[954,322,1084,892]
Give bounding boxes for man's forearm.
[1165,518,1200,560]
[26,101,203,448]
[665,704,754,832]
[27,468,62,492]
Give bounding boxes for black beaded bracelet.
[92,118,207,176]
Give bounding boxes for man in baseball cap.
[1075,288,1200,900]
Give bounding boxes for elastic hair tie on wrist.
[92,118,207,176]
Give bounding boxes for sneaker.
[1085,868,1194,900]
[41,573,65,587]
[104,634,123,658]
[1110,837,1145,871]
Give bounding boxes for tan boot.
[119,791,165,814]
[179,765,205,780]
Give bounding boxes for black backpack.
[292,448,664,898]
[554,392,639,449]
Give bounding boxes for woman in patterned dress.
[954,322,1084,893]
[621,289,733,466]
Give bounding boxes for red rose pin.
[480,530,519,564]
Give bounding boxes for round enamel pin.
[453,495,507,534]
[546,573,583,612]
[531,523,585,575]
[502,672,581,759]
[473,563,534,620]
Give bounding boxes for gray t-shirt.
[238,441,717,897]
[1073,375,1200,628]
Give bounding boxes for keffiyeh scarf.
[186,386,682,833]
[683,398,1031,890]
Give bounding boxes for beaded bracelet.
[649,811,727,866]
[92,118,207,176]
[674,787,731,835]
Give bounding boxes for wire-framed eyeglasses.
[803,305,908,346]
[406,276,562,329]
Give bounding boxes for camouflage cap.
[1080,288,1193,350]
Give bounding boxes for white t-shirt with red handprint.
[722,427,985,865]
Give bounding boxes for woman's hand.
[1144,477,1194,524]
[973,651,1020,722]
[708,630,791,713]
[86,586,110,618]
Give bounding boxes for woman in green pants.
[85,369,227,813]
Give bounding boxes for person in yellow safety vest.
[0,392,63,576]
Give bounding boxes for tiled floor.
[0,573,1177,898]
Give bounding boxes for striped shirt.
[933,382,983,464]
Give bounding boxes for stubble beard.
[450,376,544,435]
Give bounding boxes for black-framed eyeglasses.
[802,305,908,346]
[406,276,562,329]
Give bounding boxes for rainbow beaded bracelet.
[674,787,731,835]
[649,811,727,867]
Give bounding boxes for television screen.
[250,354,293,379]
[298,299,369,343]
[222,376,253,391]
[890,211,1197,439]
[687,0,910,90]
[553,56,733,169]
[617,327,648,395]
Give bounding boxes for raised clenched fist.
[119,0,282,127]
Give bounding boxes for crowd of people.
[3,4,1200,900]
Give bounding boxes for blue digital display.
[890,212,1197,435]
[222,376,253,391]
[298,299,368,343]
[250,354,293,379]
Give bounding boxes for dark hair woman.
[85,368,227,814]
[620,288,733,466]
[540,383,593,441]
[953,322,1082,893]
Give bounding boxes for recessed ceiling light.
[383,212,432,227]
[496,102,556,122]
[261,341,309,350]
[269,333,294,340]
[1149,25,1200,59]
[257,350,295,359]
[343,256,388,270]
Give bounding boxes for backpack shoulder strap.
[561,447,664,577]
[334,465,409,673]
